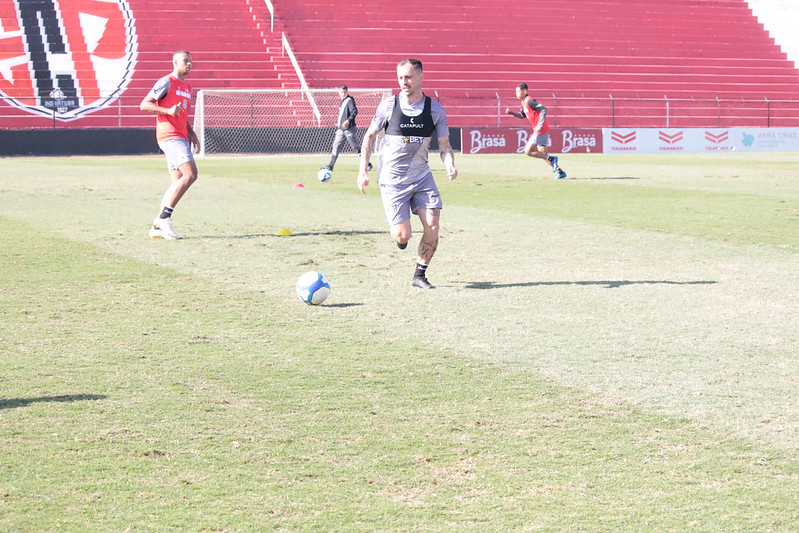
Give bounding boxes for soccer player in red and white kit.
[140,50,199,239]
[506,83,567,179]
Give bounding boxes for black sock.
[546,155,553,163]
[159,206,174,219]
[414,262,429,278]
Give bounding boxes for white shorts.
[379,172,443,226]
[527,131,551,148]
[158,137,195,171]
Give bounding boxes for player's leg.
[343,128,359,152]
[541,148,566,179]
[524,137,547,160]
[380,183,413,249]
[161,159,198,208]
[525,134,565,178]
[551,151,567,179]
[535,132,565,177]
[410,207,440,289]
[390,219,413,249]
[343,128,372,170]
[536,143,557,170]
[324,129,346,170]
[151,139,197,240]
[152,161,197,240]
[408,175,443,289]
[416,207,440,265]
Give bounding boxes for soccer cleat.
[320,165,332,171]
[412,275,435,289]
[148,226,163,239]
[152,217,179,240]
[549,156,559,170]
[554,168,568,180]
[367,162,373,171]
[397,240,408,250]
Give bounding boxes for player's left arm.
[528,99,548,132]
[343,97,357,128]
[433,104,456,180]
[439,136,458,180]
[187,121,200,154]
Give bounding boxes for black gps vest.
[385,94,435,137]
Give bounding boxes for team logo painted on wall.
[0,0,137,121]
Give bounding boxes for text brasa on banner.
[461,128,602,154]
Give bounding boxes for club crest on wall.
[0,0,137,121]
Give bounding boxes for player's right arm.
[358,125,379,193]
[140,96,181,116]
[505,107,525,119]
[140,78,181,116]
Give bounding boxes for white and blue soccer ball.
[296,271,330,305]
[317,167,332,182]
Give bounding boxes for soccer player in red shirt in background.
[140,50,199,239]
[506,83,567,179]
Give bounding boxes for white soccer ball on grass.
[317,168,332,182]
[296,271,330,305]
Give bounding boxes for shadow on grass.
[0,394,107,410]
[559,176,641,180]
[463,280,717,290]
[190,230,385,240]
[583,176,641,180]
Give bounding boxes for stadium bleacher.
[1,0,798,131]
[275,0,799,126]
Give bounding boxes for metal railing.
[438,94,799,129]
[0,94,151,129]
[3,94,799,130]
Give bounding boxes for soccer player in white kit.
[358,58,458,289]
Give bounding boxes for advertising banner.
[603,128,799,153]
[461,128,603,155]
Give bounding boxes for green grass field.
[2,152,799,531]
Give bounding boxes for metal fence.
[437,94,799,129]
[0,95,150,129]
[2,94,799,130]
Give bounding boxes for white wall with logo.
[603,128,799,153]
